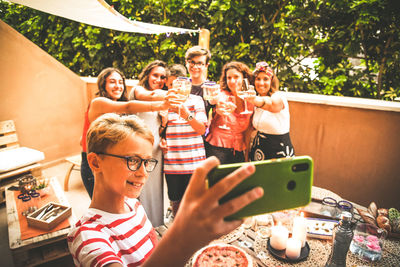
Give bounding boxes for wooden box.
[27,202,71,231]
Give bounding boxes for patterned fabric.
[67,198,158,267]
[249,132,294,161]
[253,61,274,78]
[164,94,207,175]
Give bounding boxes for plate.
[306,217,338,239]
[267,239,310,262]
[192,243,252,267]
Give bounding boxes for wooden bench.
[0,120,44,203]
[64,154,81,191]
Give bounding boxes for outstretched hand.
[143,157,264,266]
[176,156,263,242]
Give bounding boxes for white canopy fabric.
[10,0,199,34]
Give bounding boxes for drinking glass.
[171,77,191,123]
[203,81,220,101]
[321,197,353,219]
[237,78,255,114]
[217,95,236,130]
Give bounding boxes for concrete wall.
[0,20,86,163]
[288,94,400,210]
[0,20,138,164]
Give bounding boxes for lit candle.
[286,238,302,259]
[292,212,307,247]
[270,222,289,250]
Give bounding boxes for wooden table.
[154,186,400,266]
[6,177,76,267]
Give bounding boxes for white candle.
[270,222,289,250]
[292,212,307,247]
[285,238,302,259]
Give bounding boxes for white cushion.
[0,147,45,173]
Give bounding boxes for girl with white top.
[248,62,295,161]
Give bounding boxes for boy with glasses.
[68,113,263,266]
[185,46,213,116]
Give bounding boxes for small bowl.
[350,223,387,262]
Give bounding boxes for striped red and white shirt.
[164,94,207,175]
[68,198,158,267]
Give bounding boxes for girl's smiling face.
[254,72,272,96]
[148,66,167,90]
[226,68,243,96]
[105,72,124,100]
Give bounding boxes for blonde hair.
[87,113,154,153]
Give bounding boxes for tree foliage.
[1,0,399,100]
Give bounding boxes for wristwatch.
[186,114,194,122]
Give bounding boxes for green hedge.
[1,0,399,100]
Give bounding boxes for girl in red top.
[205,62,254,164]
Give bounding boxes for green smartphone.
[207,156,313,220]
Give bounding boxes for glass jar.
[321,197,338,218]
[337,200,353,218]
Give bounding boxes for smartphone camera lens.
[292,163,309,172]
[287,180,296,191]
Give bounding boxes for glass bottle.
[325,211,354,267]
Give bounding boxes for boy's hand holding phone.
[207,156,313,220]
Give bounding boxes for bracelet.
[150,102,153,112]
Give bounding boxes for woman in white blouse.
[247,62,295,161]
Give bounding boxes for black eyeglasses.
[187,60,206,68]
[96,152,158,172]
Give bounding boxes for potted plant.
[34,178,50,196]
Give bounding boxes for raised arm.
[88,97,169,123]
[143,157,264,267]
[132,85,167,101]
[251,92,284,113]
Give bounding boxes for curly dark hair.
[96,68,128,101]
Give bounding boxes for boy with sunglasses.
[68,113,263,266]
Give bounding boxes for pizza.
[192,243,252,267]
